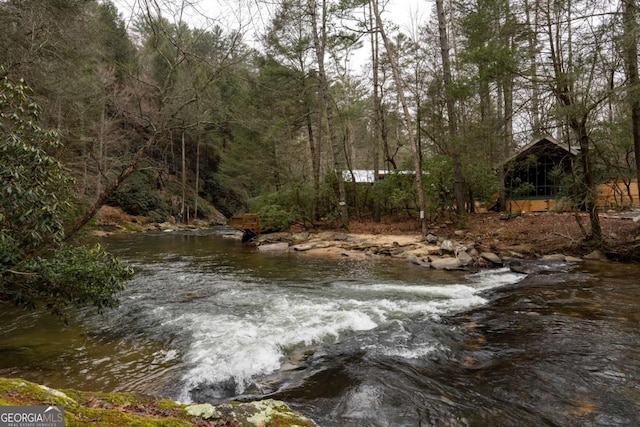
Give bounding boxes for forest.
[1,0,639,254]
[1,0,639,232]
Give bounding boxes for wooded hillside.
[1,0,638,239]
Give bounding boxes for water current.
[1,229,639,426]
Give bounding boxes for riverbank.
[0,377,318,427]
[252,210,640,266]
[93,206,640,264]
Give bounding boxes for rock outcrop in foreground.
[0,377,318,427]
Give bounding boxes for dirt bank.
[255,211,640,265]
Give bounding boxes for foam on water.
[118,258,525,402]
[166,268,524,400]
[169,295,383,400]
[378,343,444,359]
[470,267,525,289]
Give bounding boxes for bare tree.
[373,0,428,237]
[68,0,246,235]
[435,0,465,214]
[309,0,349,228]
[368,0,382,222]
[541,0,607,242]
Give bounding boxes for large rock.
[186,403,220,419]
[480,252,502,266]
[440,239,456,253]
[425,233,439,244]
[430,256,464,270]
[290,232,311,243]
[255,232,291,244]
[406,254,429,267]
[291,242,330,251]
[456,250,474,266]
[187,399,319,427]
[510,262,536,274]
[0,377,320,427]
[541,253,567,261]
[258,242,289,252]
[584,249,607,261]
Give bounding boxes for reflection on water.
[0,309,180,395]
[1,229,639,426]
[275,262,640,427]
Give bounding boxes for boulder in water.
[258,242,289,252]
[481,252,502,266]
[430,256,464,270]
[584,249,607,261]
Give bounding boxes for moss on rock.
[0,377,318,427]
[245,399,318,427]
[184,399,318,427]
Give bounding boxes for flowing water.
[1,229,639,426]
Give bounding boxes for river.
[1,229,639,426]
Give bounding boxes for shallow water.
[1,229,639,426]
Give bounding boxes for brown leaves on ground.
[331,211,640,258]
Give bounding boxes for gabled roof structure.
[504,135,639,211]
[504,135,579,207]
[506,135,579,163]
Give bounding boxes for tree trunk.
[524,0,543,136]
[500,25,515,212]
[370,0,382,222]
[576,124,602,242]
[436,0,465,215]
[97,106,106,199]
[373,0,428,237]
[300,60,321,222]
[623,0,640,203]
[305,98,320,221]
[194,133,200,220]
[181,128,188,224]
[544,1,602,242]
[310,0,349,228]
[64,127,158,241]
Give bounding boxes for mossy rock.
[0,377,318,427]
[0,378,190,426]
[186,399,318,426]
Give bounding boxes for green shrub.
[108,172,169,220]
[1,73,133,314]
[371,171,417,215]
[250,182,316,227]
[257,204,294,231]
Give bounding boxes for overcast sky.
[113,0,431,68]
[114,0,430,37]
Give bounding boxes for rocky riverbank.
[252,229,593,271]
[251,210,640,266]
[93,206,639,265]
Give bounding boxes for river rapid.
[1,229,639,426]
